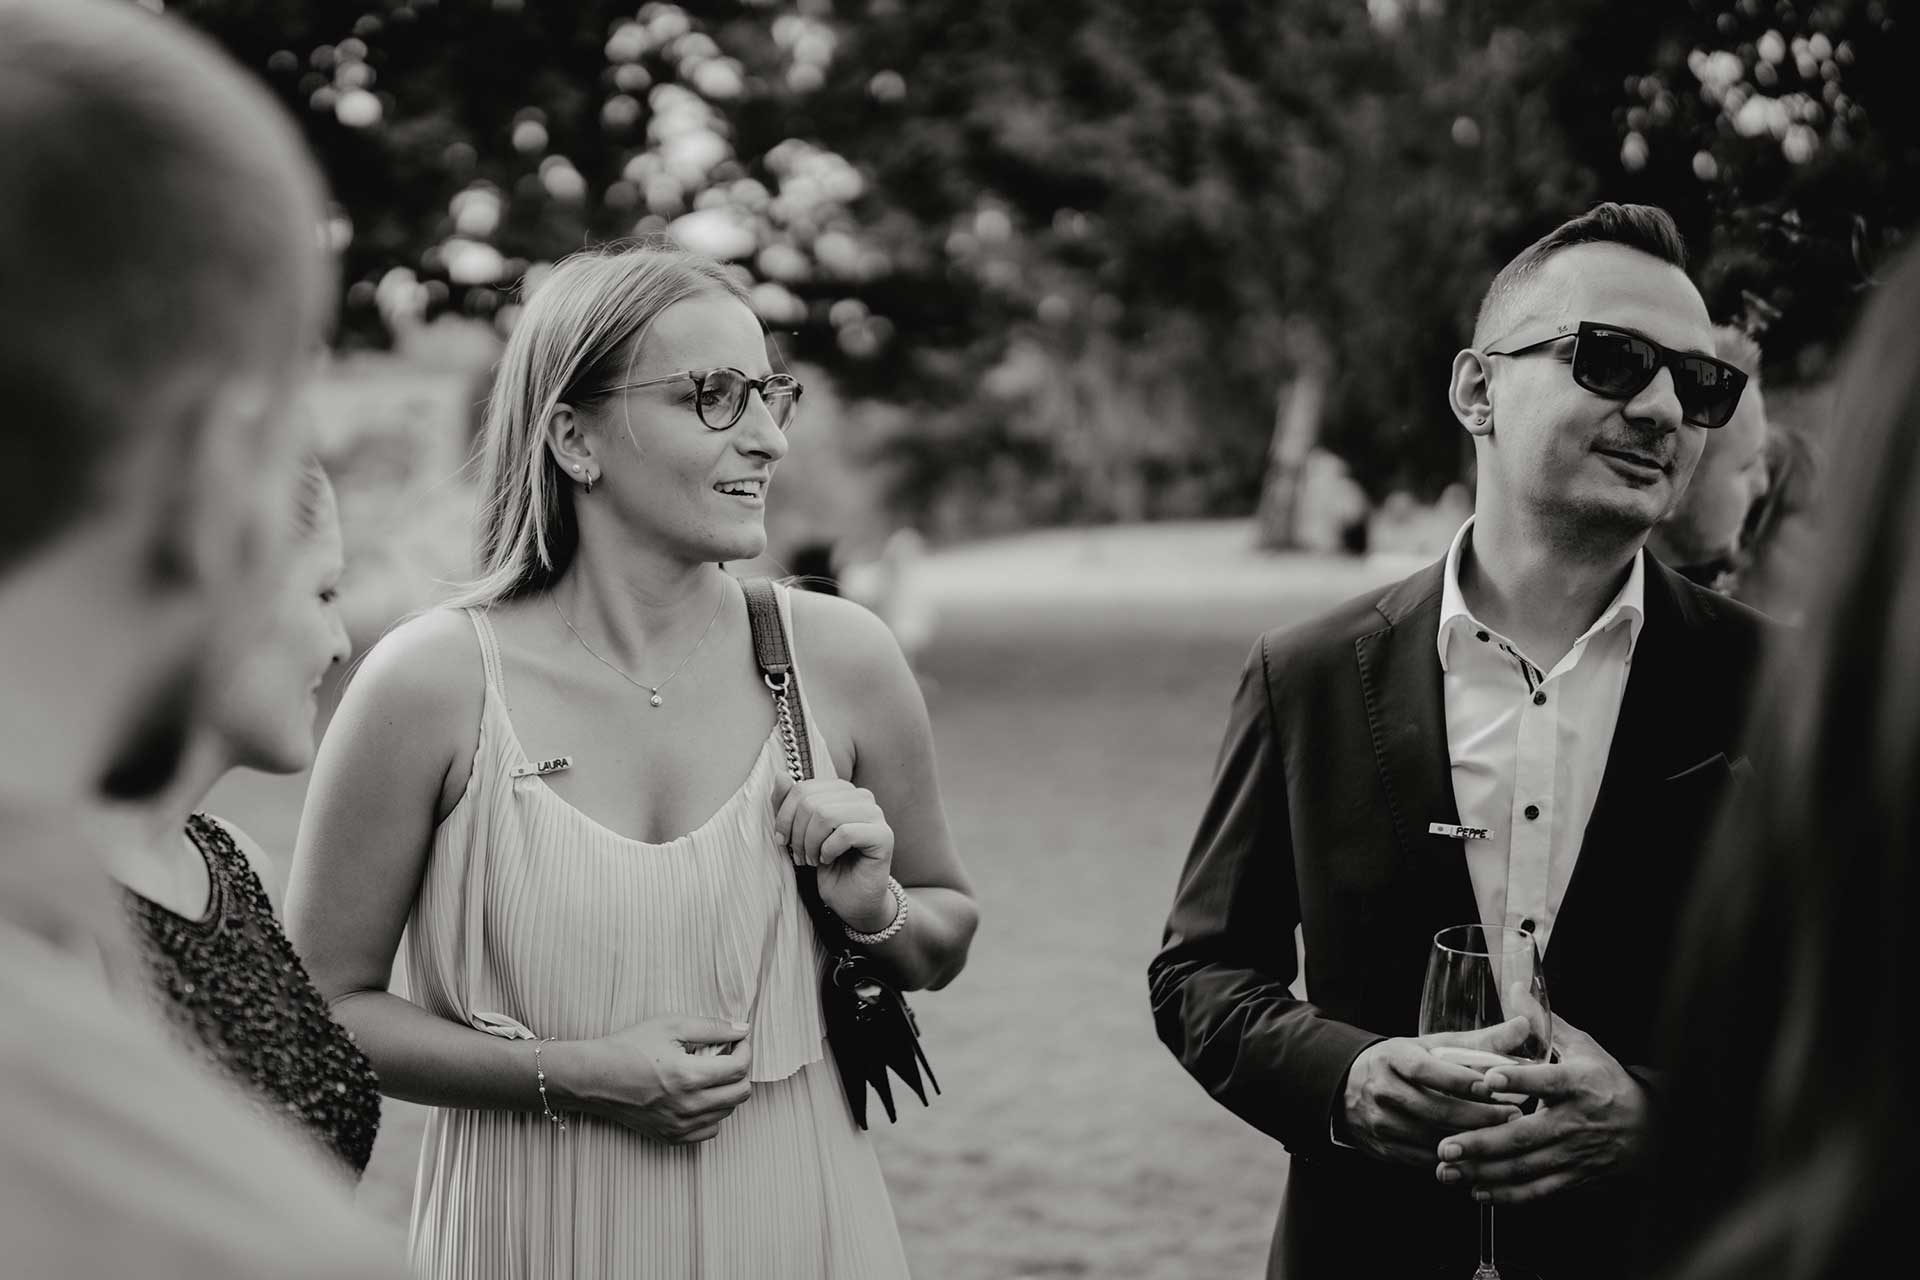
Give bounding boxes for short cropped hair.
[1711,325,1765,384]
[1473,203,1690,349]
[0,0,330,573]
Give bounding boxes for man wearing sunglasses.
[1152,202,1774,1279]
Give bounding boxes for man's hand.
[1338,1017,1531,1167]
[1434,1016,1651,1203]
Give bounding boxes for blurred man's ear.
[1450,349,1495,440]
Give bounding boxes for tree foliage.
[158,0,1914,533]
[1622,0,1915,380]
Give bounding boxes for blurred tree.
[1618,0,1916,386]
[165,1,881,349]
[804,0,1663,534]
[153,0,1911,538]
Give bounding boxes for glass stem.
[1480,1202,1496,1269]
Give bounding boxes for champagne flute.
[1418,924,1552,1280]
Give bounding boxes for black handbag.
[740,577,938,1129]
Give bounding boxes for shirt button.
[1524,804,1540,821]
[1521,917,1536,933]
[1533,691,1547,706]
[1476,630,1490,642]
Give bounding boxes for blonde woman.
[105,457,377,1176]
[287,244,977,1279]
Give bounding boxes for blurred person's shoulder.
[0,919,405,1278]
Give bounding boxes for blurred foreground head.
[0,0,331,803]
[456,242,756,607]
[1454,202,1715,549]
[1654,240,1920,1280]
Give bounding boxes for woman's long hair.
[445,242,750,610]
[1652,241,1920,1279]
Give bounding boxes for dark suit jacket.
[1148,555,1770,1280]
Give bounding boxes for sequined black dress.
[124,813,381,1175]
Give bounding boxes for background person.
[1648,324,1772,591]
[99,458,380,1176]
[289,244,977,1278]
[1729,417,1823,623]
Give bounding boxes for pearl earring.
[572,464,582,473]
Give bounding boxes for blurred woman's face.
[589,292,791,565]
[205,486,350,775]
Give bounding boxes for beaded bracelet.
[533,1037,566,1130]
[843,876,910,946]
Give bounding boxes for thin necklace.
[550,576,730,708]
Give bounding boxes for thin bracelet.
[843,877,909,945]
[534,1037,566,1130]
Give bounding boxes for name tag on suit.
[1429,822,1490,841]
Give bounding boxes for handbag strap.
[742,577,816,780]
[740,577,845,949]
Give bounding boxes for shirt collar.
[1436,516,1647,673]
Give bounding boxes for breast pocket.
[1658,752,1746,863]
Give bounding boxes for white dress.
[401,589,910,1278]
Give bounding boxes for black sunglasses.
[605,367,804,432]
[1484,321,1749,429]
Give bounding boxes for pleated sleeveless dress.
[402,587,910,1279]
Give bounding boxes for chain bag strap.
[740,577,938,1128]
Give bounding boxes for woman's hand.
[548,1016,753,1144]
[770,772,897,933]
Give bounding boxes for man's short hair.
[1473,203,1691,349]
[0,0,330,573]
[1712,325,1765,384]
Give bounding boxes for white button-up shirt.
[1437,518,1644,955]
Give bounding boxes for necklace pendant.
[649,691,664,708]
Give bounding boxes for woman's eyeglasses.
[605,368,804,432]
[1484,321,1749,429]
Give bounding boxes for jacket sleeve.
[1147,636,1380,1157]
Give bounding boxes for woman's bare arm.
[283,611,546,1108]
[792,591,978,990]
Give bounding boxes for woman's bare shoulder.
[346,608,483,708]
[327,608,489,768]
[787,588,901,664]
[317,607,489,817]
[786,587,920,718]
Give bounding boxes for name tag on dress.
[1429,822,1490,841]
[510,756,574,778]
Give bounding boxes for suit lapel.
[1354,564,1481,933]
[1551,559,1715,968]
